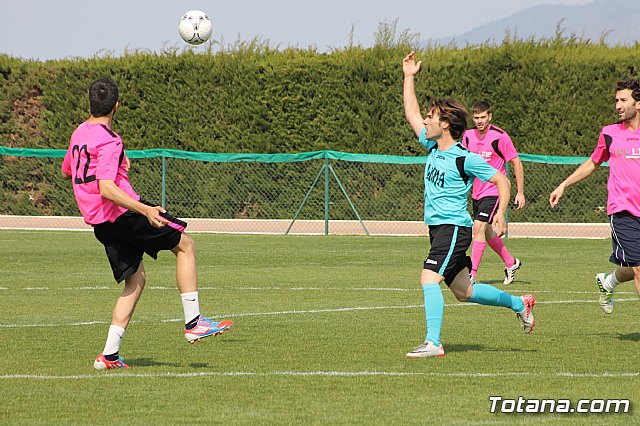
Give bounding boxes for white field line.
[2,285,637,296]
[1,371,638,380]
[0,298,637,329]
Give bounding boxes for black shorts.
[609,212,640,267]
[472,196,499,223]
[424,224,472,286]
[93,208,186,283]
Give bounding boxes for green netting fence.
[0,146,610,237]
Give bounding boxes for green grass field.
[1,231,638,425]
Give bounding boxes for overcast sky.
[1,0,592,61]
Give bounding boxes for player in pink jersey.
[62,78,232,370]
[462,101,525,285]
[550,78,640,314]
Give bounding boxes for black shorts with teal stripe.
[609,212,640,267]
[424,224,472,286]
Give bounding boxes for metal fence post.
[286,160,326,235]
[324,156,329,236]
[161,156,167,209]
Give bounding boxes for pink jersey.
[590,122,640,217]
[462,125,519,199]
[61,122,139,225]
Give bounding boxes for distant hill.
[430,0,640,46]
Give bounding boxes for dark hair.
[89,78,119,117]
[471,100,492,115]
[427,98,469,140]
[616,78,640,102]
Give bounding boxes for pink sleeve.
[590,132,609,164]
[61,150,72,176]
[95,140,122,181]
[500,133,518,162]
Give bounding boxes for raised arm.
[403,51,425,137]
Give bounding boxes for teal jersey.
[418,128,498,227]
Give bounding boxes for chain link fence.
[0,148,610,237]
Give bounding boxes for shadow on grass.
[476,279,531,286]
[617,332,640,342]
[445,343,537,354]
[483,347,537,353]
[477,280,503,285]
[205,338,244,344]
[123,359,223,368]
[127,358,182,368]
[443,344,485,353]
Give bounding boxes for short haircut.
[89,78,119,117]
[427,98,469,140]
[616,78,640,102]
[471,100,492,115]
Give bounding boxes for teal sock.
[468,284,524,313]
[422,283,444,346]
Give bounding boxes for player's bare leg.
[631,266,640,297]
[171,234,233,343]
[171,234,197,293]
[112,262,146,328]
[94,262,145,370]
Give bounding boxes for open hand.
[403,51,422,77]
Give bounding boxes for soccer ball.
[178,10,213,45]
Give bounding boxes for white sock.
[103,325,126,356]
[181,291,201,324]
[608,270,622,290]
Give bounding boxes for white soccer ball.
[178,10,213,46]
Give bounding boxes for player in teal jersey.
[402,51,536,358]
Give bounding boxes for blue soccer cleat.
[184,316,233,344]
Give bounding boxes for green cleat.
[596,273,614,314]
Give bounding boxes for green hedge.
[1,37,637,220]
[2,38,639,156]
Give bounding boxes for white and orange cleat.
[406,341,445,358]
[516,294,536,334]
[94,353,129,370]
